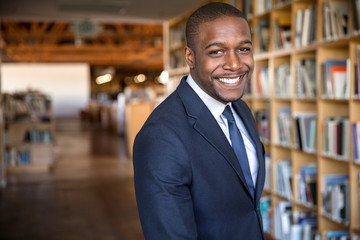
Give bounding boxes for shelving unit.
[164,0,360,239]
[2,91,56,173]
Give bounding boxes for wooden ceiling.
[0,21,164,71]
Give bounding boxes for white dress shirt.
[186,74,259,185]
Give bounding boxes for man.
[133,2,265,239]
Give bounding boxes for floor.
[0,118,145,240]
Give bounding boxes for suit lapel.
[176,77,254,199]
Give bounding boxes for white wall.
[1,63,90,117]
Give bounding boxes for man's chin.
[215,92,244,104]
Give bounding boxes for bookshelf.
[164,0,360,239]
[2,91,56,173]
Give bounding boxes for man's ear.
[184,46,195,69]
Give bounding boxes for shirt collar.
[186,74,227,121]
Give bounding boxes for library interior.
[1,0,360,239]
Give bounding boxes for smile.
[218,74,244,84]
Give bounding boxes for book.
[323,117,350,160]
[322,175,350,224]
[296,58,316,98]
[274,201,292,240]
[264,154,271,191]
[323,60,348,99]
[323,1,350,40]
[352,122,360,164]
[275,160,292,199]
[293,112,317,153]
[295,9,304,48]
[255,106,270,143]
[277,107,292,147]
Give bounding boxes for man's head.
[184,2,254,104]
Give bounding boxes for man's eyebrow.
[205,40,252,50]
[205,42,224,50]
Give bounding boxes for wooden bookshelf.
[2,91,56,174]
[164,0,360,239]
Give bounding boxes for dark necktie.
[222,105,255,198]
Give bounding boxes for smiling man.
[133,2,265,239]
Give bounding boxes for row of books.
[23,129,53,144]
[273,17,291,50]
[295,5,316,48]
[296,58,316,99]
[241,0,253,19]
[275,63,291,98]
[275,160,292,200]
[322,174,350,225]
[4,149,31,166]
[250,1,359,55]
[248,54,359,100]
[297,163,317,208]
[254,65,271,98]
[169,23,185,50]
[254,20,269,53]
[2,92,52,122]
[322,1,350,41]
[294,112,317,153]
[255,108,270,144]
[322,117,350,161]
[255,0,272,15]
[353,121,360,164]
[274,202,318,240]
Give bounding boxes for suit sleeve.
[133,122,197,240]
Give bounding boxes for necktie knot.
[223,105,235,122]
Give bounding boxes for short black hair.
[185,2,249,49]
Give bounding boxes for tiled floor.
[0,118,144,240]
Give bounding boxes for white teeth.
[219,76,240,84]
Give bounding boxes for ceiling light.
[96,73,112,84]
[134,74,146,83]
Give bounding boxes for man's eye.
[238,48,251,52]
[209,50,224,55]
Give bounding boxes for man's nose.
[223,51,241,71]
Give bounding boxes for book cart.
[164,0,360,239]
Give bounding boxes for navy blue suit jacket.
[133,76,266,239]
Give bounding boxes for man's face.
[185,16,254,104]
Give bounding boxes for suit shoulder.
[142,90,187,129]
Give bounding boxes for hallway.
[0,118,144,240]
